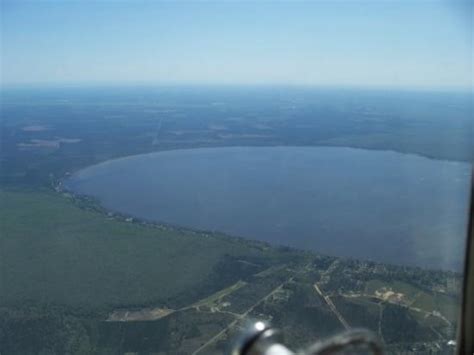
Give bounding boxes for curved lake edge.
[55,185,461,275]
[59,145,470,272]
[58,143,471,180]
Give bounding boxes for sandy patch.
[107,307,174,322]
[17,137,82,149]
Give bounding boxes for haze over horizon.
[1,0,473,90]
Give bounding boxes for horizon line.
[2,81,473,94]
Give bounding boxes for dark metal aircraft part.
[457,170,473,355]
[230,321,384,355]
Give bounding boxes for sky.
[1,0,472,89]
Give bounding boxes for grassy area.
[367,279,430,305]
[346,296,380,315]
[365,279,387,295]
[363,278,459,326]
[192,280,247,308]
[433,293,460,324]
[0,189,271,310]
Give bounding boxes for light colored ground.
[107,307,175,322]
[17,138,82,149]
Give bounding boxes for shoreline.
[51,178,463,276]
[54,144,471,181]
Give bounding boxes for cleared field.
[365,279,387,295]
[192,280,247,308]
[0,189,271,309]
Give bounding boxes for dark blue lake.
[65,146,470,271]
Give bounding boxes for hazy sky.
[1,0,472,89]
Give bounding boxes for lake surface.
[65,146,470,271]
